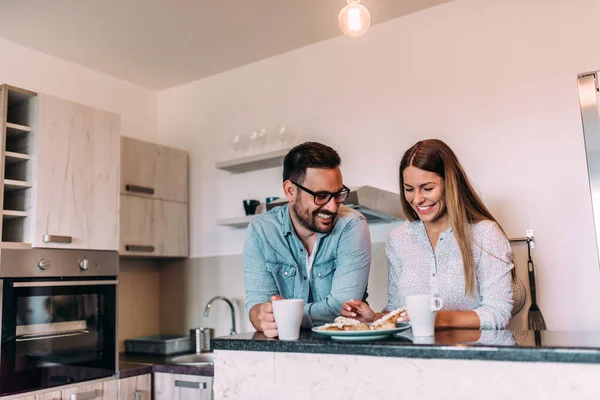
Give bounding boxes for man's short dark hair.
[283,142,341,184]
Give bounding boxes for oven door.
[0,279,117,396]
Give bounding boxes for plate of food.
[312,308,411,341]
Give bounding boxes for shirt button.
[300,248,304,252]
[303,276,307,280]
[318,273,322,277]
[284,272,288,276]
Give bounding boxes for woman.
[342,139,514,329]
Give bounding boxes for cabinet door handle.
[174,380,207,390]
[70,390,99,400]
[126,184,155,195]
[43,234,72,244]
[125,245,155,253]
[133,390,147,400]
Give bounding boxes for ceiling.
[0,0,451,90]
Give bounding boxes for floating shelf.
[216,215,256,228]
[5,151,30,163]
[2,210,27,219]
[0,241,31,249]
[4,179,32,192]
[215,148,290,173]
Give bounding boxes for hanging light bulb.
[338,0,371,37]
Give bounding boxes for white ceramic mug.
[405,294,444,337]
[272,299,304,340]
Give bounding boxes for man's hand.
[250,295,283,337]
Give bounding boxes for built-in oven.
[0,249,118,397]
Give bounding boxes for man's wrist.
[249,303,263,331]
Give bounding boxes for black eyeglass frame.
[291,181,351,205]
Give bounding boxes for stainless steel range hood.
[266,185,405,224]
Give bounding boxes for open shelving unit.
[215,148,290,227]
[0,84,37,248]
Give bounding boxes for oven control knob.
[38,259,51,270]
[79,259,89,271]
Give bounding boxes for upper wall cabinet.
[33,94,120,250]
[121,136,188,203]
[119,136,189,258]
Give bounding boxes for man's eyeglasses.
[291,181,351,205]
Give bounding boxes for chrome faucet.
[203,296,238,335]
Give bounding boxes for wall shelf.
[217,215,256,228]
[215,148,290,173]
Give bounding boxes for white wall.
[157,0,600,330]
[0,38,157,141]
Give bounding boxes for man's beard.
[292,194,337,234]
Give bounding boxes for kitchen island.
[211,329,600,399]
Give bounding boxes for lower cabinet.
[118,374,151,400]
[62,380,117,400]
[35,391,63,400]
[11,373,212,400]
[13,380,118,400]
[154,373,213,400]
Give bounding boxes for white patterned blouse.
[384,219,514,329]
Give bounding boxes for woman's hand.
[340,300,377,322]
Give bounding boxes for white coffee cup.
[405,294,444,337]
[272,299,304,340]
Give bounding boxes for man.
[243,142,371,337]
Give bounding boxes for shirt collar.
[408,219,453,235]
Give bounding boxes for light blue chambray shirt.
[243,204,372,328]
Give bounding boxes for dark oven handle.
[13,280,118,288]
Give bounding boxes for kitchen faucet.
[203,296,238,335]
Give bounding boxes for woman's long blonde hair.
[399,139,513,295]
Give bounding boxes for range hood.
[266,185,405,224]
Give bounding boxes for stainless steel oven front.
[0,248,118,397]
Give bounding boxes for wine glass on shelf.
[249,130,258,155]
[276,124,288,149]
[230,134,243,157]
[257,128,268,152]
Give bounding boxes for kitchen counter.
[211,329,600,364]
[118,353,214,378]
[211,329,600,399]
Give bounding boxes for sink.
[168,352,214,366]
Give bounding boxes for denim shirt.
[243,204,371,328]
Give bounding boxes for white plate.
[312,322,411,341]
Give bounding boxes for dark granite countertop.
[211,329,600,364]
[118,353,214,378]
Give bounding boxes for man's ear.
[283,180,295,202]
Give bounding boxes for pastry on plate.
[319,316,369,331]
[370,308,405,331]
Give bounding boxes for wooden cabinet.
[119,136,189,258]
[10,379,118,400]
[119,194,188,257]
[120,136,188,203]
[62,379,117,400]
[154,373,212,400]
[35,392,63,400]
[33,94,120,251]
[118,374,151,400]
